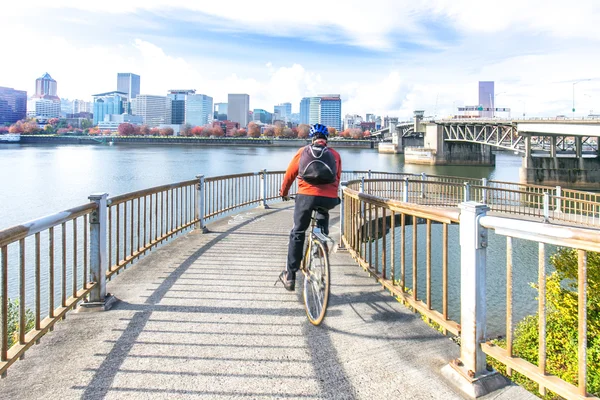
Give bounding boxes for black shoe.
[276,270,295,291]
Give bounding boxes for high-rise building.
[300,97,310,124]
[478,81,494,118]
[228,94,250,127]
[186,94,213,126]
[167,89,196,124]
[366,113,375,123]
[253,109,273,124]
[319,95,341,131]
[214,103,228,121]
[134,95,169,127]
[92,91,127,125]
[117,73,141,100]
[0,87,27,125]
[28,73,61,119]
[274,102,292,123]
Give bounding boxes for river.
[0,143,538,336]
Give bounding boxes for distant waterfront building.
[214,103,228,121]
[478,81,494,118]
[319,94,341,131]
[299,98,310,124]
[366,113,375,123]
[73,99,92,114]
[290,113,300,124]
[117,73,140,101]
[253,109,273,124]
[228,94,250,127]
[167,89,196,124]
[92,91,127,125]
[300,97,321,125]
[27,73,61,119]
[0,87,27,125]
[186,94,213,126]
[97,113,143,132]
[274,102,292,123]
[134,95,169,127]
[343,114,363,130]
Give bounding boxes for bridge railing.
[340,184,600,399]
[0,202,98,376]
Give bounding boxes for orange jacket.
[280,142,342,198]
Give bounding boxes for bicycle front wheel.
[303,239,330,326]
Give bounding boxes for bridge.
[0,170,598,399]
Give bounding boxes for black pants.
[286,194,339,277]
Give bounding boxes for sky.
[2,0,600,119]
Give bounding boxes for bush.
[491,248,600,398]
[5,298,35,348]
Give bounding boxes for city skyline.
[2,2,600,118]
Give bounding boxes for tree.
[139,125,150,136]
[81,119,92,130]
[57,119,68,129]
[212,125,224,137]
[327,127,337,137]
[88,127,100,136]
[233,128,247,137]
[23,121,40,134]
[133,125,142,136]
[263,126,275,137]
[118,123,136,136]
[202,127,213,137]
[0,126,8,134]
[44,124,55,134]
[282,127,294,138]
[160,127,174,136]
[150,127,160,136]
[297,124,310,139]
[339,129,351,138]
[247,122,261,138]
[363,130,371,138]
[181,123,193,137]
[191,126,204,136]
[349,128,363,139]
[47,118,59,127]
[274,121,285,138]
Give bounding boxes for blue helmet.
[309,123,329,138]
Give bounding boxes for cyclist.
[278,123,342,291]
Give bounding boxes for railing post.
[464,182,471,202]
[481,178,488,204]
[367,169,372,179]
[403,177,409,202]
[443,202,502,397]
[359,178,365,218]
[260,169,270,209]
[543,192,550,223]
[555,186,562,213]
[80,193,114,311]
[338,182,348,250]
[421,172,427,198]
[195,175,208,233]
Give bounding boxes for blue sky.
[2,0,600,118]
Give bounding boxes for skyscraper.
[27,73,61,119]
[133,95,168,127]
[319,95,341,130]
[92,91,127,125]
[478,81,494,118]
[0,87,27,124]
[117,73,141,100]
[228,94,250,127]
[274,102,292,123]
[186,94,213,126]
[214,103,228,121]
[300,97,310,124]
[167,89,196,124]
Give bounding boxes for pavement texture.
[0,203,537,400]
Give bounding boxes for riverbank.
[20,135,375,149]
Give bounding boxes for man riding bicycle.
[278,123,342,291]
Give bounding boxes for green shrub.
[4,299,35,348]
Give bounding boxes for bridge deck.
[0,204,534,399]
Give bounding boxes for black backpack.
[298,144,337,184]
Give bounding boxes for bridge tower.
[413,110,425,133]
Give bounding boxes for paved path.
[0,204,535,399]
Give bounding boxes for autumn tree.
[47,118,59,126]
[8,122,23,133]
[212,125,224,137]
[327,127,337,137]
[0,127,8,134]
[150,127,160,136]
[339,129,351,138]
[118,123,136,136]
[263,126,275,137]
[44,124,55,134]
[159,127,174,136]
[191,126,204,136]
[247,122,261,138]
[233,128,247,137]
[273,121,285,138]
[202,127,213,137]
[349,128,363,139]
[88,127,100,136]
[139,125,150,136]
[181,123,193,137]
[282,127,294,138]
[297,124,310,139]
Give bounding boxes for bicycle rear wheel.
[303,238,330,326]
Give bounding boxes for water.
[0,143,537,336]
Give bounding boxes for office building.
[134,95,169,127]
[319,94,341,130]
[253,109,273,124]
[167,89,196,124]
[117,73,141,101]
[0,87,27,125]
[214,103,228,121]
[98,114,143,132]
[186,94,213,126]
[300,97,321,125]
[478,81,494,118]
[28,72,61,119]
[274,102,292,123]
[228,94,250,127]
[92,91,127,125]
[300,98,310,124]
[366,113,375,123]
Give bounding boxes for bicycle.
[279,196,334,326]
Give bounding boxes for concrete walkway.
[0,204,535,399]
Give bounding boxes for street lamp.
[573,79,592,119]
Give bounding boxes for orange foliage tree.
[212,126,224,137]
[327,127,337,137]
[247,122,261,138]
[117,123,136,136]
[191,126,204,136]
[150,127,160,136]
[263,126,275,137]
[297,124,310,139]
[160,127,174,136]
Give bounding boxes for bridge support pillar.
[442,202,507,398]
